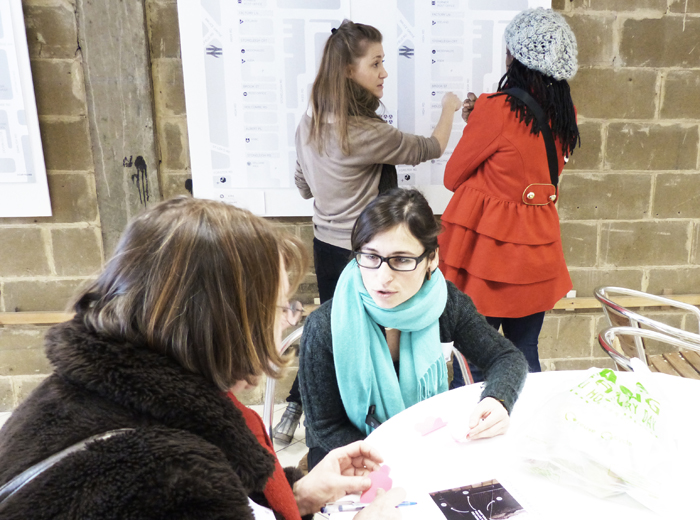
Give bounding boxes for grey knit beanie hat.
[504,8,578,81]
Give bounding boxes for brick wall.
[0,0,102,408]
[147,0,190,200]
[1,1,699,409]
[542,0,700,369]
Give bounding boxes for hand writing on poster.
[462,92,477,123]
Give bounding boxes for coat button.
[527,192,535,199]
[549,194,557,201]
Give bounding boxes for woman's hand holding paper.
[466,397,510,440]
[293,440,383,516]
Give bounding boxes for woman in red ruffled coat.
[439,8,580,383]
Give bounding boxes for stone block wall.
[1,1,102,312]
[0,0,101,410]
[542,0,700,369]
[1,1,700,409]
[147,0,191,199]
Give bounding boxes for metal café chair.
[594,286,700,344]
[598,326,700,378]
[262,326,303,440]
[594,286,700,374]
[445,343,475,386]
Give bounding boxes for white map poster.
[0,0,50,217]
[178,0,549,216]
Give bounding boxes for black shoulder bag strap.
[0,428,134,510]
[502,87,560,191]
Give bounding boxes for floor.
[251,402,309,469]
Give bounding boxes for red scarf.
[227,392,302,520]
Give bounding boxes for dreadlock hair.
[493,59,580,157]
[308,19,384,156]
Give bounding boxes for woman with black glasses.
[298,189,528,469]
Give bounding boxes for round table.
[351,370,700,519]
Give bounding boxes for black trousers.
[451,311,545,387]
[286,238,352,404]
[312,238,353,303]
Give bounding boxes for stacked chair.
[595,286,700,378]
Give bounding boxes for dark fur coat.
[0,318,305,519]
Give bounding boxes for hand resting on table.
[448,397,511,442]
[467,397,510,440]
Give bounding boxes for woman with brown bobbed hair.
[0,197,403,520]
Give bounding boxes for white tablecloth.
[347,370,700,520]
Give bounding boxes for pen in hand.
[321,501,417,514]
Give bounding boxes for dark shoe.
[273,402,302,445]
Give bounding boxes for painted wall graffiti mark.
[124,155,150,205]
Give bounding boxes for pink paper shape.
[360,465,393,503]
[415,416,448,436]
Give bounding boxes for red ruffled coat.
[439,93,572,318]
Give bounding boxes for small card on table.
[429,479,531,519]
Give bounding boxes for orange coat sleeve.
[444,95,504,192]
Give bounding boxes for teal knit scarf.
[331,261,449,435]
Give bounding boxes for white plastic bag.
[515,368,676,514]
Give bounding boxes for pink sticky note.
[360,465,393,503]
[415,416,448,436]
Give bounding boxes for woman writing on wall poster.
[439,8,580,384]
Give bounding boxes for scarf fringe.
[418,357,449,402]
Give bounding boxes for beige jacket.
[295,113,440,250]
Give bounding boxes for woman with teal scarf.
[299,189,528,470]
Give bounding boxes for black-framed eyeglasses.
[353,250,430,272]
[278,300,304,326]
